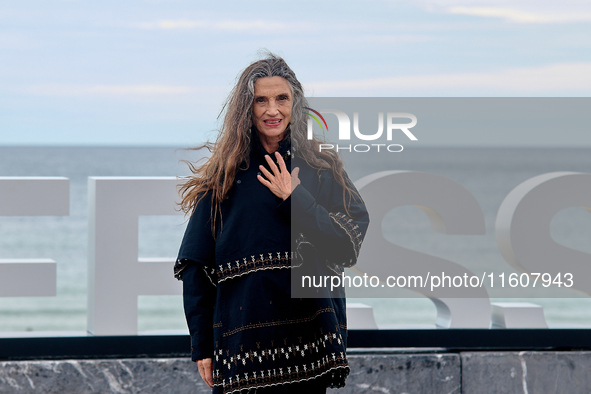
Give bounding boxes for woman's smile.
[252,76,292,152]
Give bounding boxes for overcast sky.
[1,0,590,146]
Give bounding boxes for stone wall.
[0,351,589,393]
[461,351,591,394]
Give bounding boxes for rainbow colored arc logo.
[305,107,329,132]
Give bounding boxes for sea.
[1,146,591,333]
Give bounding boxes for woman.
[174,53,369,393]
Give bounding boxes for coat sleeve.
[174,193,217,361]
[278,170,369,270]
[182,262,216,361]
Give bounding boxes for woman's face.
[252,76,292,149]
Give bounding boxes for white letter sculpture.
[87,177,183,335]
[0,177,69,297]
[354,171,490,328]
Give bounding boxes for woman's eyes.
[254,96,289,104]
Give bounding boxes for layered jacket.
[175,133,369,394]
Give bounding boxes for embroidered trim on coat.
[213,330,349,393]
[174,258,217,286]
[222,307,336,337]
[292,233,311,268]
[217,251,292,282]
[222,363,349,394]
[173,258,189,281]
[329,212,363,267]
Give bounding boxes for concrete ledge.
[462,351,591,394]
[0,358,209,394]
[333,354,460,393]
[1,351,590,393]
[0,354,459,394]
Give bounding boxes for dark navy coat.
[175,133,369,394]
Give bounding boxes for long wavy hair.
[179,53,357,229]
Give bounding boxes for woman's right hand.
[197,358,214,388]
[257,152,300,200]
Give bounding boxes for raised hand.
[257,151,300,200]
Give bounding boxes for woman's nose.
[266,99,279,115]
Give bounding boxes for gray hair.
[180,52,355,222]
[221,52,308,153]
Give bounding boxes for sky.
[1,0,590,147]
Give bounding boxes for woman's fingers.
[275,152,288,173]
[258,152,292,200]
[197,358,214,388]
[257,174,272,187]
[203,358,214,388]
[197,360,206,385]
[258,164,273,180]
[264,154,281,176]
[291,167,301,191]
